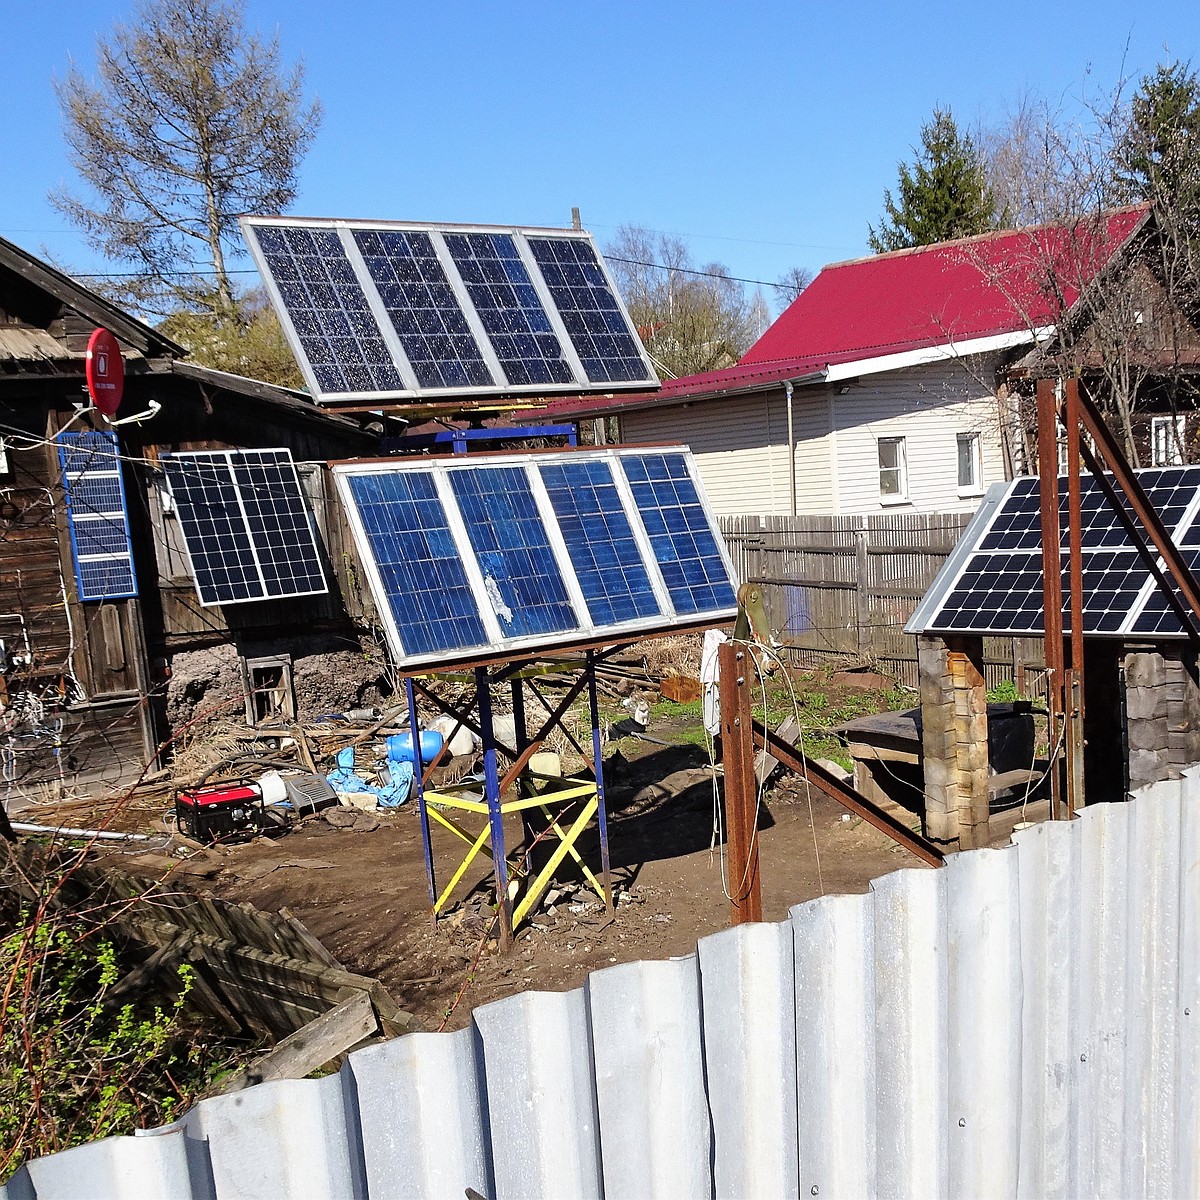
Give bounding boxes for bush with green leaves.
[0,905,210,1179]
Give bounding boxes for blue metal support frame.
[381,424,578,455]
[476,665,513,947]
[587,649,614,910]
[407,677,438,919]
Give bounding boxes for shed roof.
[539,205,1150,421]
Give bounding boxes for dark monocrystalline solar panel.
[620,452,739,616]
[911,467,1200,638]
[442,232,574,387]
[527,237,655,384]
[333,448,736,669]
[352,228,495,391]
[162,450,327,606]
[242,218,657,402]
[448,466,578,637]
[539,458,661,626]
[251,225,404,395]
[345,471,487,657]
[57,431,138,601]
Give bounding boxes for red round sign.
[86,328,125,417]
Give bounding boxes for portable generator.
[175,781,265,844]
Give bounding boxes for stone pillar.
[918,634,990,846]
[1124,646,1200,791]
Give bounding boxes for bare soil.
[122,721,925,1033]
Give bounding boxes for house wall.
[829,359,1006,516]
[619,358,1005,518]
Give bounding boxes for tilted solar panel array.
[161,449,328,607]
[334,448,738,669]
[56,431,138,601]
[906,467,1200,638]
[241,218,658,403]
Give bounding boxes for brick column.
[918,634,990,847]
[1125,646,1200,791]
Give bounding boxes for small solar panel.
[57,431,138,601]
[334,447,737,670]
[907,468,1200,639]
[161,449,328,607]
[242,217,659,403]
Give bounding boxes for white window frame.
[877,436,908,503]
[1151,414,1186,467]
[956,431,984,495]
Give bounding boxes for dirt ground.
[90,704,929,1033]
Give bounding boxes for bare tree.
[52,0,321,320]
[604,226,770,379]
[773,266,814,312]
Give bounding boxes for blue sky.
[1,0,1195,313]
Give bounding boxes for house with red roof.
[540,205,1192,518]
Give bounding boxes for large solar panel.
[906,467,1200,638]
[57,431,138,601]
[161,449,328,606]
[241,217,659,403]
[333,448,737,669]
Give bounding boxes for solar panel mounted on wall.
[161,449,328,607]
[56,431,138,601]
[334,447,738,671]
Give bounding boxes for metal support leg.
[510,676,537,877]
[477,666,512,949]
[407,677,438,924]
[587,650,613,910]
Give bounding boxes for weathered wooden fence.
[720,512,1045,690]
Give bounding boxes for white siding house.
[620,358,1005,518]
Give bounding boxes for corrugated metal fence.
[720,512,1046,690]
[7,778,1199,1199]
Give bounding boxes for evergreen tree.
[868,108,1000,252]
[1114,60,1200,245]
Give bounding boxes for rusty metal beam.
[751,723,945,868]
[1063,379,1086,816]
[719,641,763,923]
[1074,384,1200,627]
[1036,379,1067,819]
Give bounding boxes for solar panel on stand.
[56,431,138,601]
[242,217,659,403]
[333,447,737,671]
[161,449,328,607]
[905,466,1200,639]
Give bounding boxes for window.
[878,437,907,500]
[957,432,983,493]
[1151,415,1186,467]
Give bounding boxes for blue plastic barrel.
[386,730,444,766]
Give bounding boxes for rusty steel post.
[1063,379,1086,816]
[718,640,762,924]
[1036,379,1066,819]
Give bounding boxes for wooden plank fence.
[720,512,1046,692]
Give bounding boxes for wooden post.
[719,640,762,924]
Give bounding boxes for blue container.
[386,730,444,766]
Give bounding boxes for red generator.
[175,782,265,844]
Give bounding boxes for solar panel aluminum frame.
[161,449,329,608]
[240,216,659,405]
[333,447,738,671]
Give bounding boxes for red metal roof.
[539,206,1149,420]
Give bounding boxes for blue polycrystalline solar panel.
[161,450,327,606]
[57,431,138,601]
[333,448,737,670]
[527,237,656,384]
[448,466,578,637]
[620,452,738,615]
[442,232,574,387]
[539,459,661,626]
[352,229,496,390]
[243,217,659,403]
[909,467,1200,638]
[345,472,487,657]
[251,225,404,395]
